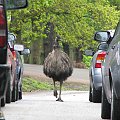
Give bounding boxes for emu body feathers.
[43,38,73,102]
[43,49,73,81]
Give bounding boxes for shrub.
[82,55,92,68]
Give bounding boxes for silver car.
[86,43,108,103]
[85,30,115,103]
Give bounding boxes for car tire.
[16,81,19,101]
[6,79,12,103]
[1,96,6,107]
[19,85,22,100]
[11,81,16,102]
[101,86,111,119]
[89,85,92,102]
[92,85,101,103]
[111,86,120,120]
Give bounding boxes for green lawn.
[23,76,89,92]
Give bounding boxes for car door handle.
[106,52,109,55]
[112,45,115,49]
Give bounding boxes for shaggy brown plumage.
[43,37,73,102]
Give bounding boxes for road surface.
[2,91,103,120]
[23,64,89,84]
[1,64,105,120]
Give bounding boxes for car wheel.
[101,86,111,119]
[89,85,92,102]
[19,85,22,100]
[111,86,120,120]
[6,79,12,103]
[11,81,16,102]
[15,81,19,101]
[1,96,6,107]
[92,85,101,103]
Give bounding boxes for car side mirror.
[21,48,30,55]
[14,44,24,51]
[85,50,94,56]
[8,32,16,42]
[6,0,28,10]
[94,31,111,42]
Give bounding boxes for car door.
[109,22,120,98]
[102,44,113,101]
[103,21,120,101]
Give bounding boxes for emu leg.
[53,80,58,98]
[56,81,63,102]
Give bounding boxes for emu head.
[53,35,61,49]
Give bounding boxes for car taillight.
[95,51,106,68]
[0,5,7,48]
[12,51,17,61]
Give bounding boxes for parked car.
[6,33,30,103]
[85,30,115,103]
[0,42,16,107]
[0,0,28,119]
[15,47,30,100]
[0,1,28,107]
[94,21,120,120]
[85,43,108,103]
[1,33,24,106]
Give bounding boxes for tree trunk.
[43,22,55,58]
[63,42,69,55]
[75,48,83,63]
[30,40,41,64]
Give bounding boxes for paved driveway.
[2,91,102,120]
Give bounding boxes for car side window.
[98,43,108,50]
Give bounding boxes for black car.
[15,48,30,100]
[15,51,24,100]
[94,20,120,120]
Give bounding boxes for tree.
[7,0,120,64]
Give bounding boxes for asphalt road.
[2,91,103,120]
[1,64,105,120]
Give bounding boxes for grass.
[22,76,89,92]
[22,77,53,92]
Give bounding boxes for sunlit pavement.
[2,91,103,120]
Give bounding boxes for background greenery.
[7,0,120,66]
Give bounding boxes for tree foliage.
[7,0,120,63]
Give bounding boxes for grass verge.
[23,76,89,92]
[22,76,53,92]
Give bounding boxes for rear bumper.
[92,75,102,90]
[0,64,11,98]
[91,68,102,90]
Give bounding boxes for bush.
[82,55,92,68]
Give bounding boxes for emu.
[43,36,73,102]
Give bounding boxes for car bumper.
[92,68,102,90]
[0,64,11,98]
[92,75,102,90]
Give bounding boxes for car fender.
[110,43,120,99]
[102,65,111,103]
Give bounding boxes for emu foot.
[56,98,64,102]
[54,90,58,98]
